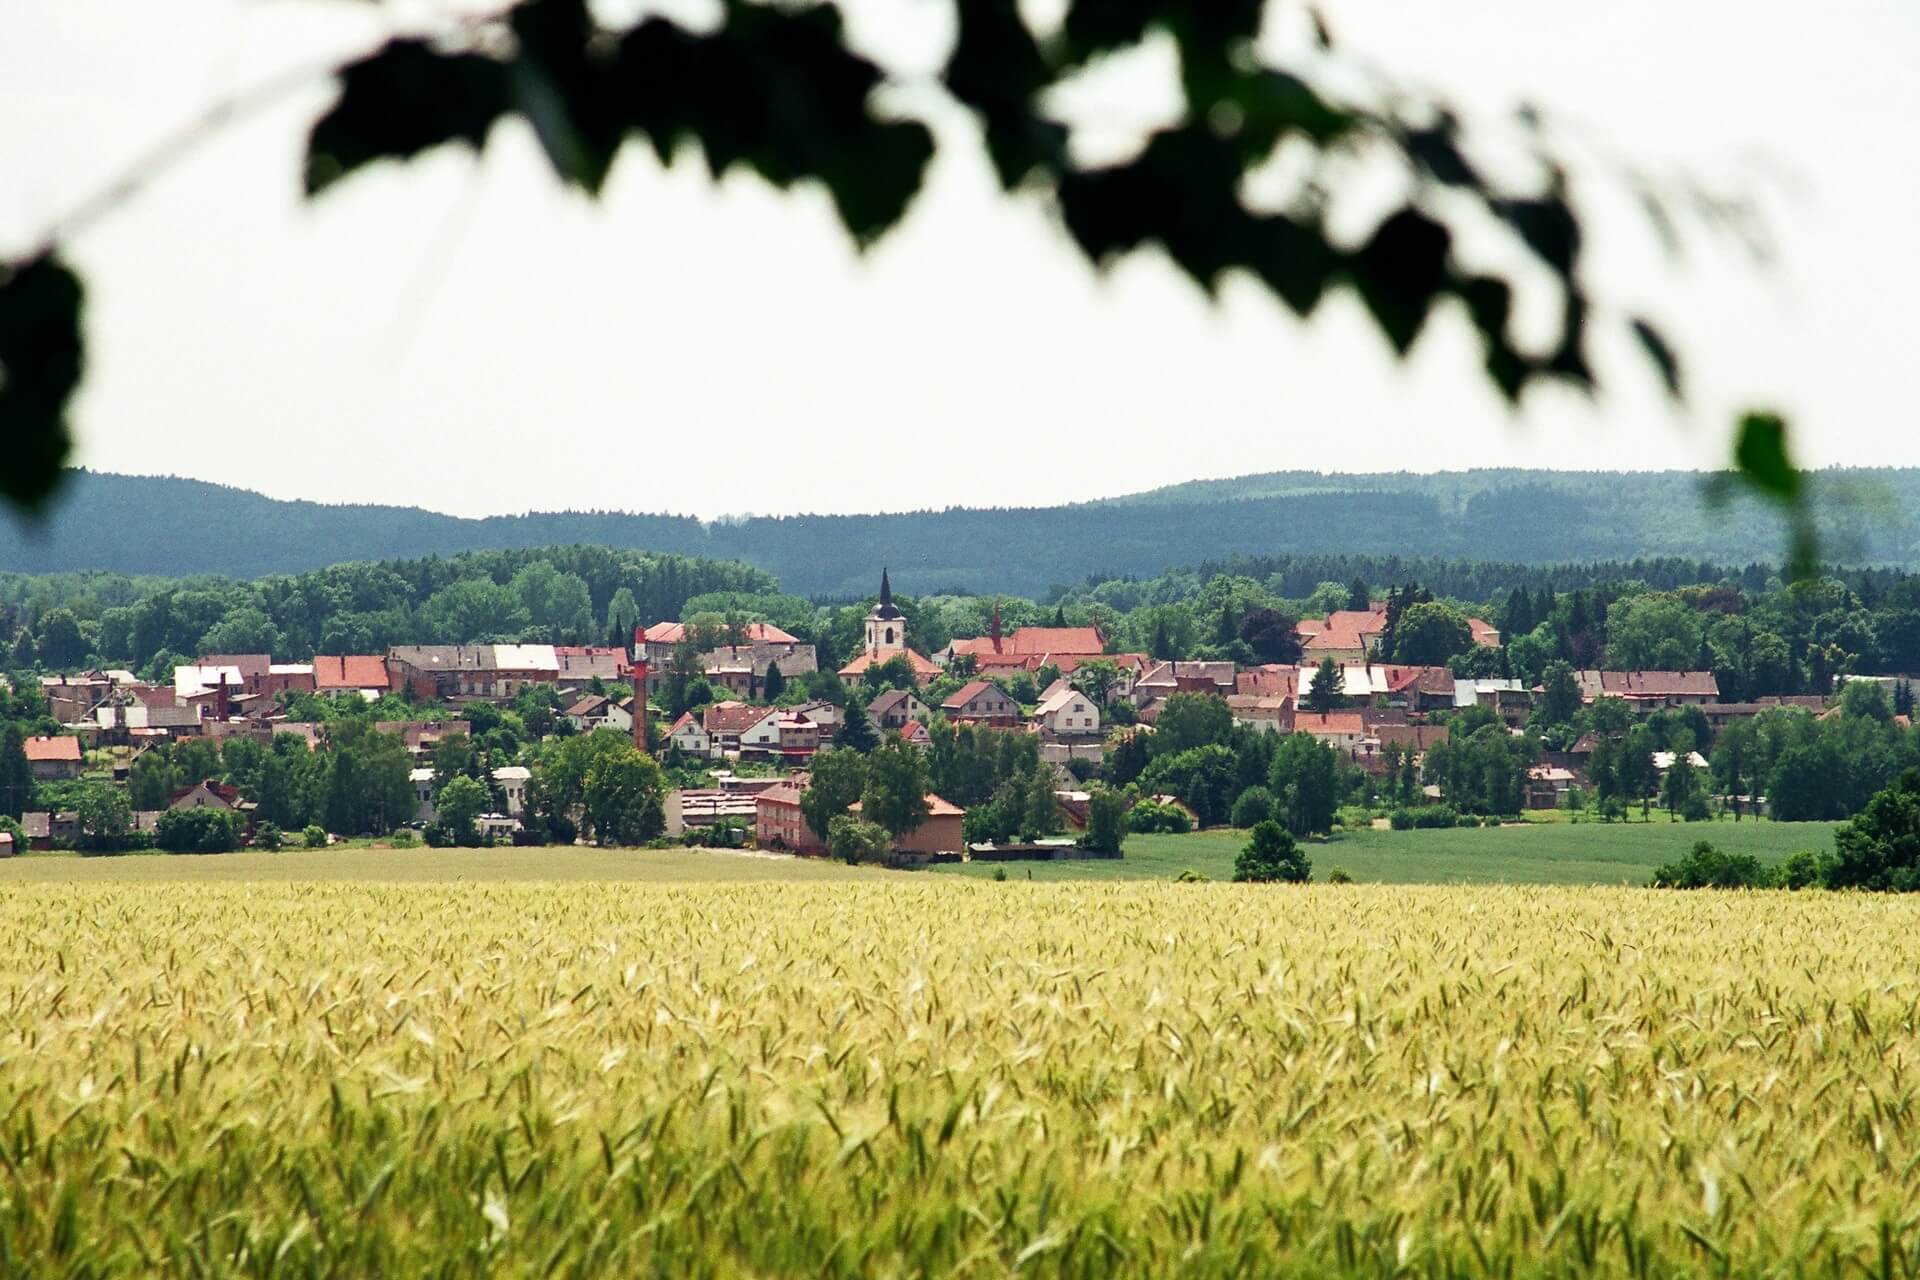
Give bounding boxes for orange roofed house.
[312,655,392,700]
[1298,604,1501,666]
[944,602,1106,665]
[23,735,82,780]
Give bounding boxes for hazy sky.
[4,0,1916,519]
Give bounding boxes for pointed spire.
[879,567,893,609]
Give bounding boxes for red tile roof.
[950,627,1105,658]
[838,649,940,680]
[703,702,777,735]
[313,655,390,690]
[851,792,963,818]
[1293,711,1368,736]
[1237,666,1300,697]
[645,621,799,646]
[941,680,1004,711]
[23,736,80,763]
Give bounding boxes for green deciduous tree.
[1079,785,1127,856]
[0,725,34,818]
[1233,821,1311,884]
[436,774,490,845]
[583,746,666,846]
[74,782,135,853]
[1270,733,1341,837]
[1390,601,1475,666]
[860,736,930,839]
[1153,693,1232,756]
[799,748,866,844]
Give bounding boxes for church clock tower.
[864,568,905,655]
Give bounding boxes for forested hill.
[4,469,1916,598]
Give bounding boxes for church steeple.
[865,567,905,654]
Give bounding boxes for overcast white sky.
[3,0,1915,519]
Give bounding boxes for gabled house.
[789,700,842,744]
[1292,711,1370,753]
[169,779,248,812]
[313,655,392,699]
[942,681,1022,727]
[777,712,821,759]
[1034,680,1101,739]
[666,712,714,758]
[868,688,929,733]
[703,701,780,755]
[1224,694,1293,734]
[564,694,633,733]
[22,735,82,780]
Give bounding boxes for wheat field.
[2,880,1916,1276]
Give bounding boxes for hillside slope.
[2,469,1912,597]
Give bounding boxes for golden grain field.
[2,880,1917,1277]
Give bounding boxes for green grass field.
[0,819,1843,887]
[937,818,1842,884]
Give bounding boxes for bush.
[1777,848,1830,890]
[828,815,892,865]
[1649,840,1775,890]
[253,822,283,852]
[388,828,418,849]
[1230,786,1277,830]
[992,867,1007,882]
[1680,792,1713,822]
[1233,820,1312,883]
[1326,867,1354,884]
[423,823,453,848]
[155,807,240,854]
[1174,868,1210,882]
[1392,804,1461,830]
[1129,800,1192,834]
[302,824,327,849]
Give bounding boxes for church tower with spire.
[864,568,906,656]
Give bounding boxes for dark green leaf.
[1061,0,1264,63]
[1733,410,1801,502]
[1402,121,1479,188]
[1348,208,1451,355]
[511,0,622,193]
[306,42,512,195]
[0,254,82,509]
[1630,316,1684,400]
[614,5,931,246]
[1495,191,1579,281]
[944,0,1061,187]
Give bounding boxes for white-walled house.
[1035,680,1101,739]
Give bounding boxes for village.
[1,565,1833,864]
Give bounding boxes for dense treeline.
[6,468,1918,598]
[0,546,774,675]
